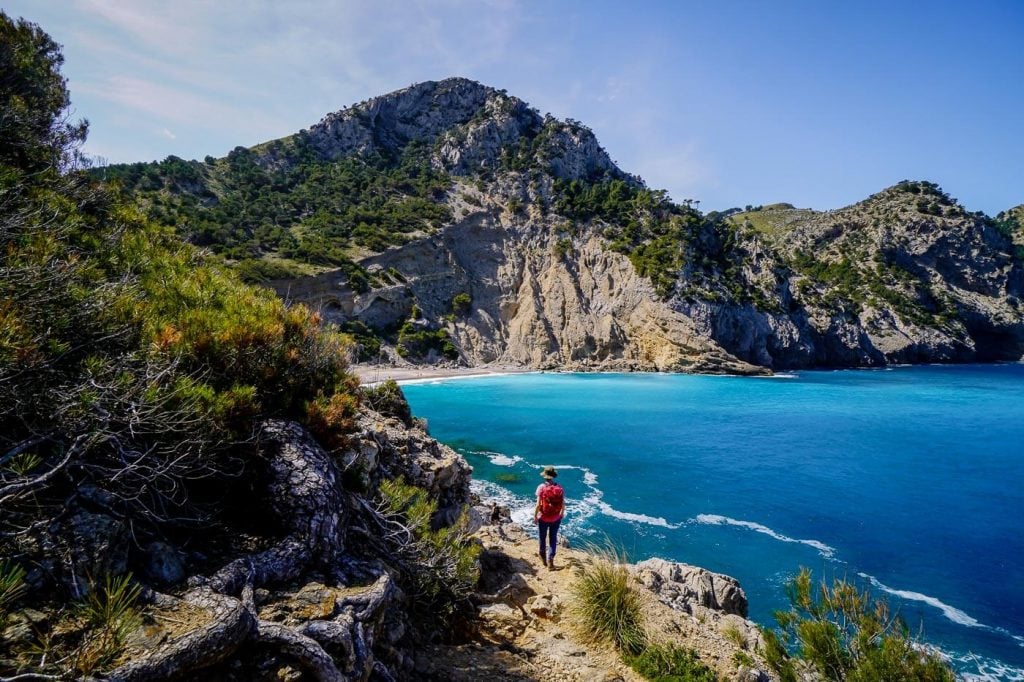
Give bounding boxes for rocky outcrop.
[428,515,777,681]
[352,405,472,525]
[300,77,630,187]
[633,558,749,617]
[8,406,472,682]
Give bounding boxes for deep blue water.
[402,365,1024,680]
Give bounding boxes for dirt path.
[416,521,644,681]
[417,519,776,681]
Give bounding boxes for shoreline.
[353,359,1024,387]
[353,363,535,386]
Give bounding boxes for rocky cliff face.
[284,179,764,374]
[117,77,1024,372]
[690,186,1024,368]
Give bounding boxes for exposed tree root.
[206,420,347,595]
[103,588,254,682]
[254,621,344,682]
[97,421,403,681]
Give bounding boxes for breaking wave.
[857,573,984,628]
[693,514,836,558]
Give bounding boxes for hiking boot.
[538,551,546,565]
[547,558,555,570]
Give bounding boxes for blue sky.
[7,1,1023,214]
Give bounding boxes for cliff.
[103,78,1024,373]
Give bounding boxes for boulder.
[633,558,748,617]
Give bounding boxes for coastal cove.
[402,365,1024,680]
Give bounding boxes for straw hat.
[540,466,558,479]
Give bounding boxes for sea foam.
[584,492,680,529]
[694,514,836,558]
[857,573,984,628]
[487,453,522,466]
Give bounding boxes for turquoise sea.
[402,365,1024,680]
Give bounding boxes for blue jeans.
[538,519,561,562]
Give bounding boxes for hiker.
[534,465,565,569]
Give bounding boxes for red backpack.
[539,482,564,518]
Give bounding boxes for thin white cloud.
[77,74,285,133]
[73,0,207,56]
[158,127,175,140]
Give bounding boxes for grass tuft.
[570,545,645,655]
[0,560,27,631]
[74,574,142,675]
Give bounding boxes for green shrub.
[234,257,305,283]
[377,478,480,620]
[0,8,361,592]
[0,560,26,632]
[74,574,142,675]
[571,548,645,655]
[397,321,459,361]
[624,641,716,682]
[722,622,747,648]
[340,320,382,362]
[361,379,413,425]
[451,292,472,316]
[763,568,954,682]
[554,238,572,260]
[733,650,756,669]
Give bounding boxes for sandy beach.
[352,363,534,385]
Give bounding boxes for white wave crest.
[857,573,984,628]
[582,492,680,529]
[474,456,678,530]
[487,453,522,466]
[694,514,836,558]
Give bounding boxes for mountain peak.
[303,77,630,184]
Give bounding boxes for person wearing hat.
[534,466,565,569]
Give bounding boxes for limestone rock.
[352,407,472,522]
[633,558,748,617]
[526,593,561,620]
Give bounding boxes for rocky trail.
[420,514,776,681]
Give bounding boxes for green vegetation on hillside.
[554,178,766,304]
[892,179,962,217]
[397,319,459,361]
[377,478,481,621]
[99,137,452,284]
[993,205,1024,258]
[727,203,817,237]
